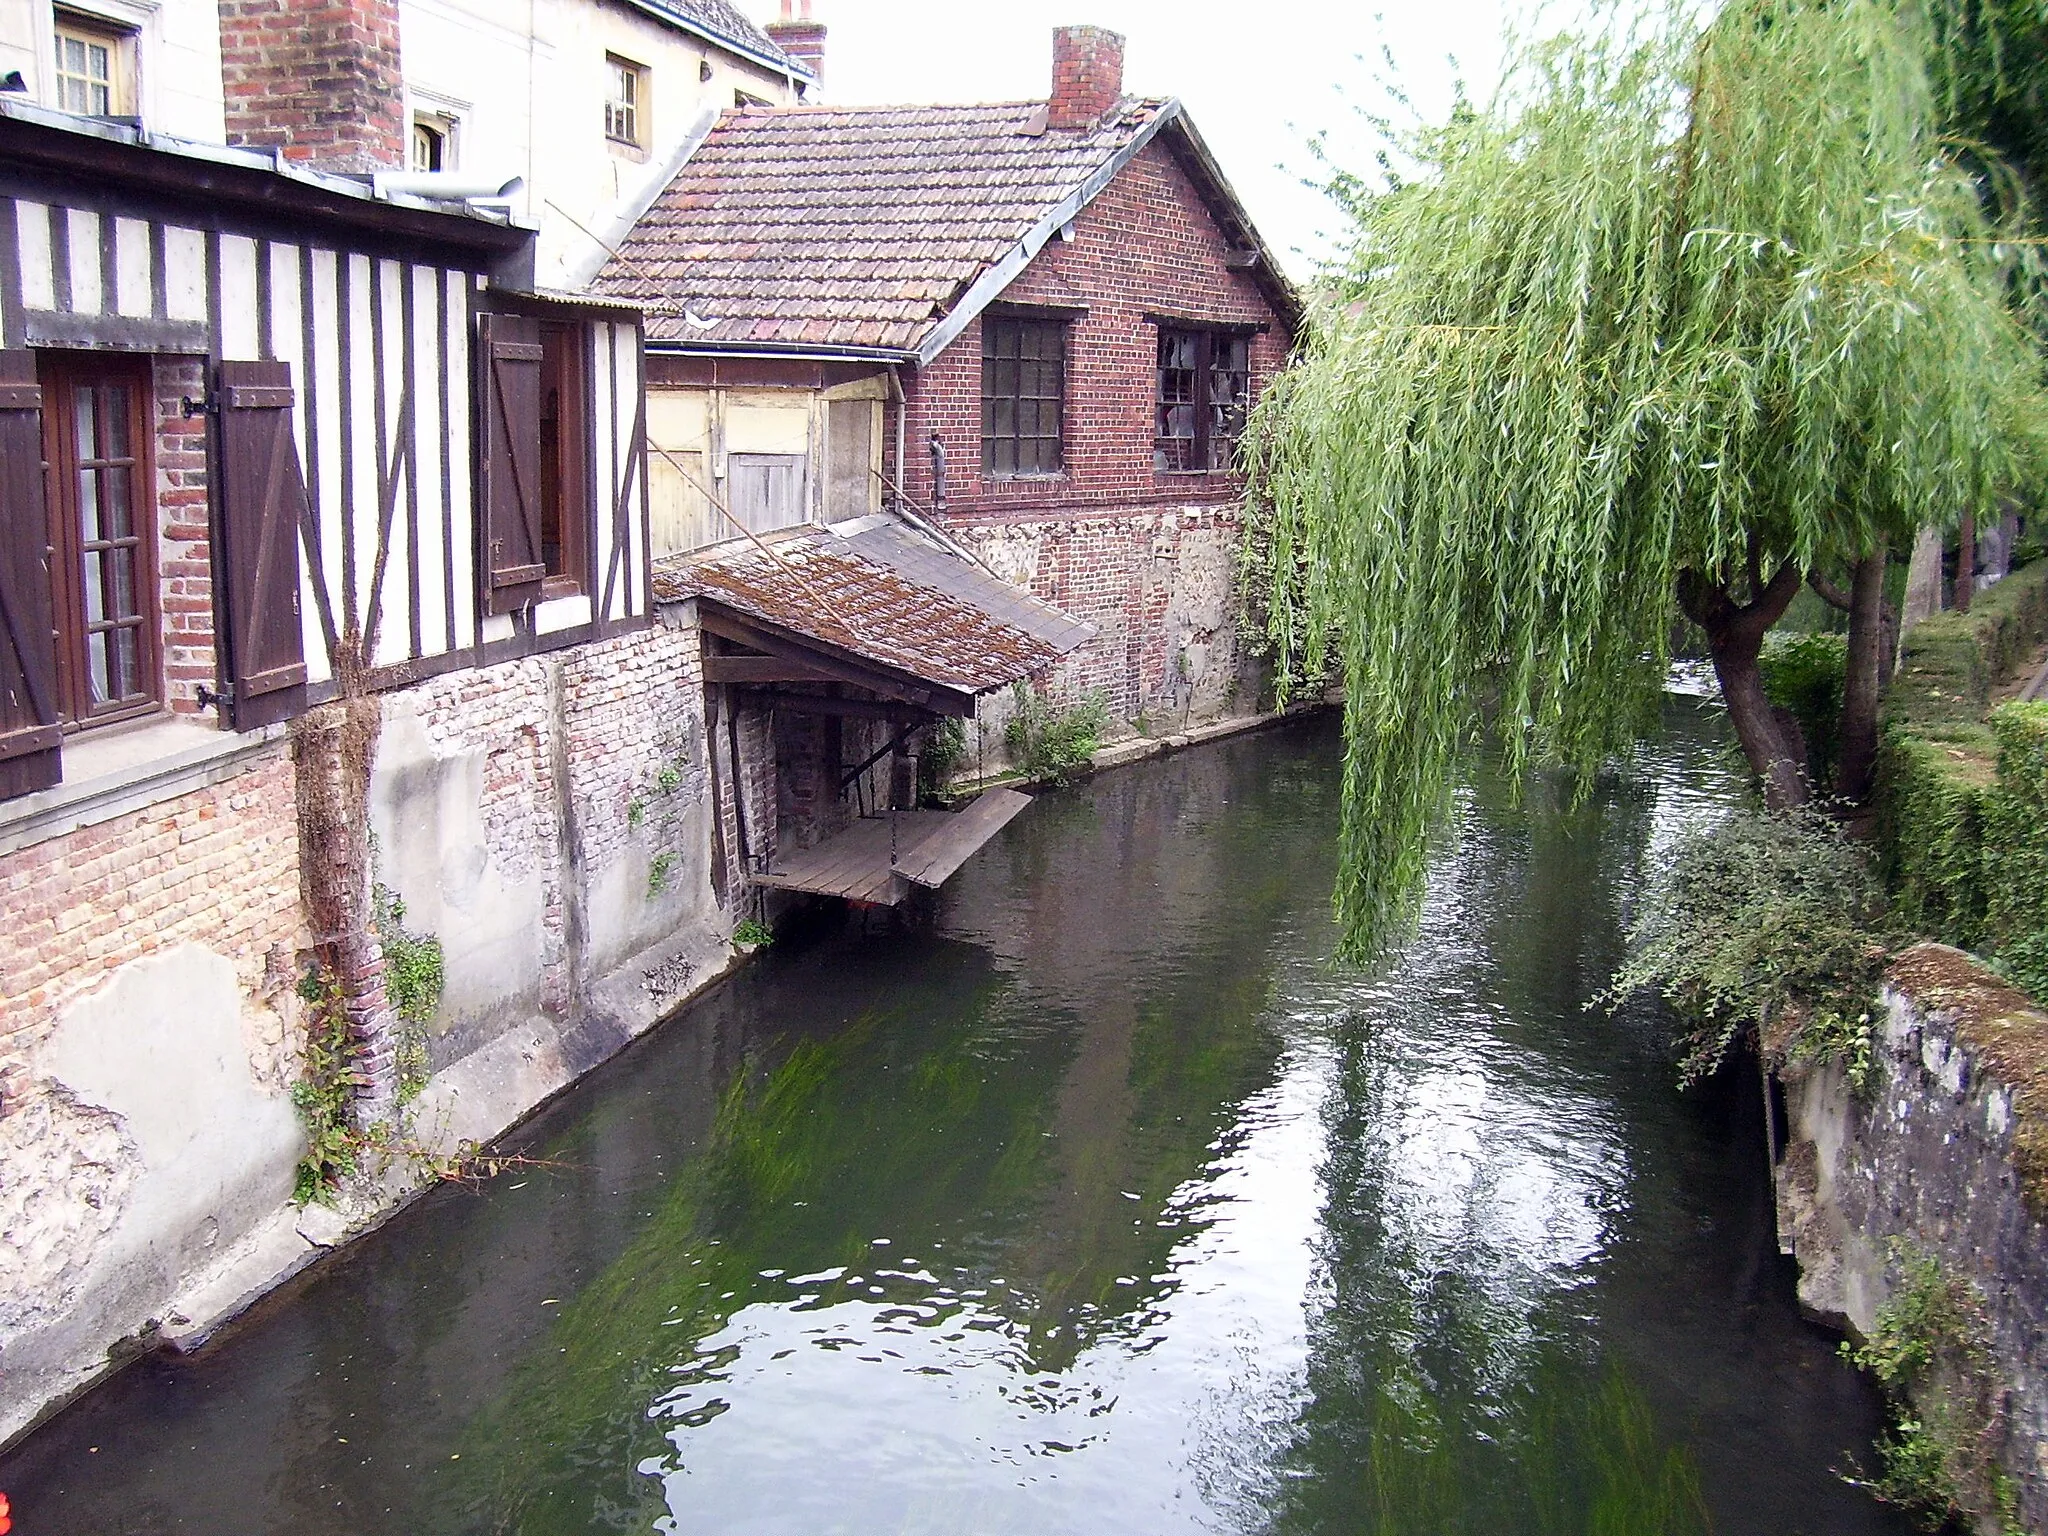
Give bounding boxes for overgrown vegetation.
[732,918,774,949]
[647,851,678,897]
[1847,1244,2021,1532]
[1607,809,1890,1085]
[918,717,968,801]
[291,965,371,1203]
[1878,563,2048,1001]
[1761,632,1849,792]
[1004,684,1110,784]
[1244,0,2048,960]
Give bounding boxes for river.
[0,703,1905,1535]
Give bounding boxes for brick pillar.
[217,0,406,171]
[765,0,826,87]
[1048,25,1125,131]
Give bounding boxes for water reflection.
[1,707,1901,1536]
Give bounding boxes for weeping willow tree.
[1246,0,2048,961]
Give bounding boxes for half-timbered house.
[0,88,690,1449]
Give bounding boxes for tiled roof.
[653,517,1093,694]
[598,97,1169,352]
[637,0,800,69]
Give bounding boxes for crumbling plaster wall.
[369,620,723,1076]
[1774,943,2048,1526]
[0,749,303,1446]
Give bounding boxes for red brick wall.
[155,357,216,716]
[896,138,1292,523]
[0,749,303,1108]
[216,0,406,171]
[1049,26,1124,131]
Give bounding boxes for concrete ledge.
[0,717,290,855]
[952,702,1326,797]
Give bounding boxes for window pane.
[991,437,1016,476]
[110,547,135,619]
[73,385,96,458]
[87,629,110,705]
[82,548,105,622]
[103,465,133,539]
[77,467,102,542]
[111,626,139,700]
[101,384,131,458]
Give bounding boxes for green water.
[0,705,1904,1534]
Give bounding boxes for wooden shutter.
[215,360,309,731]
[477,312,545,614]
[0,351,59,798]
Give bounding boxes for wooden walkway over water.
[751,789,1033,905]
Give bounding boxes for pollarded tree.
[1246,0,2048,961]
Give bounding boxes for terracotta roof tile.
[599,98,1168,351]
[652,518,1092,693]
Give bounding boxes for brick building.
[602,23,1301,755]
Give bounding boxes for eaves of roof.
[0,98,534,256]
[614,0,815,82]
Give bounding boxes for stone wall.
[1774,942,2048,1526]
[0,746,304,1444]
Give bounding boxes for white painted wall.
[398,0,804,289]
[0,0,226,141]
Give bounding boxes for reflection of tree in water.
[448,722,1344,1532]
[1271,706,1727,1536]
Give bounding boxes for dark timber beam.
[703,654,843,685]
[735,687,935,724]
[697,606,977,717]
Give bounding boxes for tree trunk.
[1680,561,1810,810]
[1836,541,1887,803]
[1902,523,1943,635]
[1957,509,1976,614]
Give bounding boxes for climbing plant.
[1245,0,2048,960]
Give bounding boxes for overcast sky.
[744,1,1534,278]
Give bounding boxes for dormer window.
[412,113,458,173]
[53,10,133,118]
[605,54,647,152]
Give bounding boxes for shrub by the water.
[1608,808,1888,1085]
[1760,631,1848,790]
[1004,684,1109,784]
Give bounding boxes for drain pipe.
[928,432,948,518]
[888,365,909,517]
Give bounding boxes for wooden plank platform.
[751,789,1032,906]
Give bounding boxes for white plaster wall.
[0,0,226,140]
[369,693,552,1037]
[398,0,801,288]
[1,944,301,1439]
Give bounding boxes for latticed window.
[1156,328,1251,472]
[54,14,129,118]
[605,55,645,147]
[982,318,1066,477]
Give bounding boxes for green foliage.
[372,883,444,1028]
[1245,0,2048,959]
[918,717,967,800]
[1985,701,2048,998]
[1846,1244,2021,1531]
[1760,631,1848,789]
[291,965,366,1203]
[1004,683,1110,784]
[732,918,774,948]
[656,762,685,795]
[647,851,678,898]
[1877,566,2048,999]
[1607,808,1889,1085]
[626,797,645,829]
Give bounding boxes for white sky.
[741,1,1534,279]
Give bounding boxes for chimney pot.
[1048,25,1125,131]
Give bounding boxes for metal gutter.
[645,339,918,364]
[612,0,817,84]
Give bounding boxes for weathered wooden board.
[750,788,1032,905]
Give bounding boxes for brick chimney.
[217,0,406,171]
[765,0,827,87]
[1048,25,1124,131]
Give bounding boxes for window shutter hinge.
[182,394,218,419]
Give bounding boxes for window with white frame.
[412,113,458,172]
[52,9,134,118]
[605,54,647,150]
